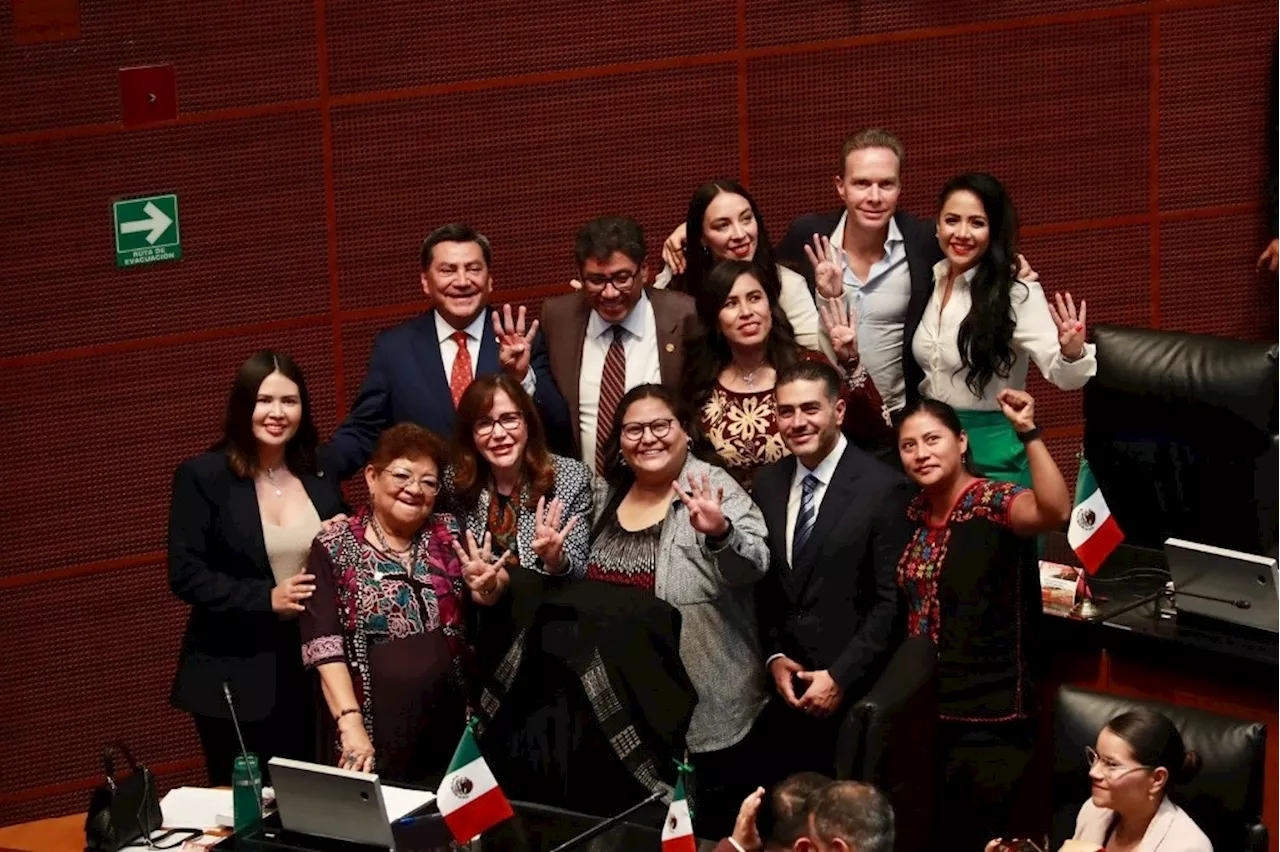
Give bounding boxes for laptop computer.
[267,758,433,851]
[1165,537,1279,633]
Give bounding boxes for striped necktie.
[594,324,627,475]
[791,474,819,567]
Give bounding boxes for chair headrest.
[1088,325,1278,434]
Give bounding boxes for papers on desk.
[1040,560,1083,612]
[381,784,436,821]
[157,786,234,829]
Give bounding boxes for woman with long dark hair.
[168,350,345,784]
[653,178,834,358]
[681,259,891,488]
[911,172,1094,485]
[895,390,1070,850]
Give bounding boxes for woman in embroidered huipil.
[894,391,1071,851]
[910,172,1095,487]
[680,259,892,490]
[445,373,591,579]
[300,424,509,782]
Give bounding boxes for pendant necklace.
[264,466,283,498]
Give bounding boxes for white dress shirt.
[831,213,912,411]
[784,433,848,561]
[912,259,1097,409]
[438,309,536,399]
[577,291,663,466]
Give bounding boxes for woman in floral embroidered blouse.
[680,259,892,489]
[894,390,1070,851]
[300,423,509,783]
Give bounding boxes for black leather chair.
[1083,324,1278,555]
[836,635,937,852]
[1052,686,1268,852]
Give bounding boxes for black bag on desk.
[84,742,164,851]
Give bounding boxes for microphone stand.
[548,789,664,852]
[223,681,267,818]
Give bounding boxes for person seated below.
[799,781,895,852]
[1074,708,1211,852]
[717,771,831,852]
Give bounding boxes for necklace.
[368,516,415,578]
[263,466,283,498]
[736,361,769,389]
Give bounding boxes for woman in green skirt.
[910,172,1094,486]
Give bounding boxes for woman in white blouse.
[910,172,1095,485]
[652,178,835,360]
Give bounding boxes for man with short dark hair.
[538,215,697,473]
[718,771,832,852]
[753,360,909,779]
[796,781,894,852]
[328,223,570,477]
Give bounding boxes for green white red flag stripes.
[1068,457,1124,575]
[661,773,696,852]
[435,722,513,842]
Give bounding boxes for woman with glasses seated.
[445,373,591,578]
[589,383,771,839]
[653,178,834,359]
[300,423,508,783]
[682,259,892,489]
[1068,709,1209,852]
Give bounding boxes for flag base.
[1072,597,1104,619]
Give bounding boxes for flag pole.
[1070,445,1104,619]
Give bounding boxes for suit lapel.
[790,448,861,593]
[649,290,684,386]
[559,300,591,436]
[477,312,500,376]
[228,476,271,579]
[760,459,797,593]
[410,310,454,422]
[299,470,337,519]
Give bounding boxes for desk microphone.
[1173,589,1251,609]
[222,680,265,816]
[548,789,664,852]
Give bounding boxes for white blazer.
[1073,797,1212,852]
[653,263,836,360]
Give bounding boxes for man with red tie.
[328,223,571,479]
[537,216,697,474]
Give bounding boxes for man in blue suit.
[328,223,571,479]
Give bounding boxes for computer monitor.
[268,758,397,851]
[1165,537,1279,633]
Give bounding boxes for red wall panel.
[1,0,1275,830]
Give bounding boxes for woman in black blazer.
[168,350,345,785]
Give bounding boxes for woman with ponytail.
[1065,708,1212,851]
[912,173,1095,486]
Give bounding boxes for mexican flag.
[1068,457,1124,574]
[436,723,513,842]
[661,774,696,852]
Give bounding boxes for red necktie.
[449,330,473,408]
[595,325,627,475]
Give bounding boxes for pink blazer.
[1073,797,1212,852]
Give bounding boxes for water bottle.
[231,753,263,833]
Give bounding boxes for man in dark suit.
[753,359,911,780]
[538,216,697,473]
[328,223,571,478]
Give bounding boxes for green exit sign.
[113,194,181,267]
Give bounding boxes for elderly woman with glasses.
[444,373,591,579]
[300,423,508,783]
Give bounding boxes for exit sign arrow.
[113,193,181,267]
[119,201,173,244]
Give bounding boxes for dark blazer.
[752,444,911,694]
[539,288,698,456]
[328,309,572,478]
[168,450,346,721]
[776,209,943,406]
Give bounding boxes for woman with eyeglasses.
[445,373,591,578]
[1068,709,1208,852]
[168,351,345,785]
[300,423,508,783]
[589,383,771,839]
[654,178,835,359]
[894,390,1071,850]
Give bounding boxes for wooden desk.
[0,813,86,852]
